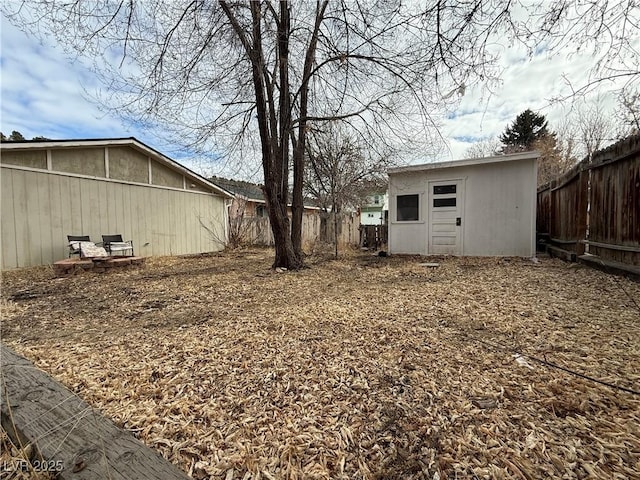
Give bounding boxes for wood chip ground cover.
[2,250,639,479]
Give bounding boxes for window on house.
[433,197,456,208]
[396,194,419,221]
[256,205,267,218]
[433,184,456,195]
[373,195,380,204]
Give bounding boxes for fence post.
[548,178,556,243]
[576,167,588,256]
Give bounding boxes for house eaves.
[237,194,323,211]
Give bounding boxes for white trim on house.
[1,137,234,199]
[390,191,425,224]
[388,151,540,174]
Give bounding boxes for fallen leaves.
[2,250,640,479]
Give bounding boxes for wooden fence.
[359,225,388,249]
[319,213,360,246]
[536,134,640,266]
[239,213,359,248]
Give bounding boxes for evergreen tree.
[500,109,549,151]
[0,131,50,141]
[8,130,26,141]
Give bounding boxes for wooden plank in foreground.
[0,343,191,480]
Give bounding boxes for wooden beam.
[578,254,640,281]
[1,343,190,480]
[546,244,577,262]
[580,239,640,253]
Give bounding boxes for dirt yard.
[2,250,639,479]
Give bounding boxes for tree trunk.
[291,1,329,262]
[223,0,326,270]
[291,155,304,260]
[246,1,301,270]
[263,179,300,269]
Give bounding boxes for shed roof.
[388,150,539,175]
[0,137,234,198]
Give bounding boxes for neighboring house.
[210,176,270,219]
[359,191,388,225]
[388,151,538,257]
[210,176,321,219]
[0,138,233,269]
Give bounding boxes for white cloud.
[0,17,250,178]
[438,42,624,162]
[0,20,127,138]
[1,10,633,177]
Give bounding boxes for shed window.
[434,184,456,195]
[433,198,456,208]
[397,194,419,221]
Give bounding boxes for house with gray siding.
[0,138,233,269]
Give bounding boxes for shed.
[0,138,233,269]
[388,151,538,257]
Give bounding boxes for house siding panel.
[0,150,47,169]
[1,169,17,267]
[461,160,536,256]
[388,173,427,255]
[151,160,184,188]
[108,146,150,183]
[1,166,226,269]
[51,147,106,177]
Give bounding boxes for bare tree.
[305,125,388,214]
[549,96,617,169]
[618,89,640,135]
[4,1,637,268]
[533,134,577,185]
[534,96,619,185]
[464,138,503,158]
[304,124,388,256]
[574,97,616,162]
[537,1,639,100]
[225,196,255,249]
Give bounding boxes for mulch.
[2,250,639,479]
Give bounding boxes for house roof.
[210,175,322,210]
[0,137,234,198]
[210,176,266,202]
[388,150,540,175]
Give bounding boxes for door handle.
[456,217,461,226]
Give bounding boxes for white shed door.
[428,180,463,255]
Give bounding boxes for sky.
[0,9,631,182]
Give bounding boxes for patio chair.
[67,235,91,258]
[102,234,134,256]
